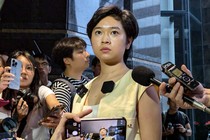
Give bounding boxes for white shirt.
[21,85,54,140]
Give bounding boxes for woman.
[0,51,61,140]
[72,5,162,140]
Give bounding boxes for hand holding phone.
[39,104,65,125]
[8,58,22,90]
[161,62,199,91]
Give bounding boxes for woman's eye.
[95,30,102,35]
[111,31,119,35]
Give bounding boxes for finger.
[17,98,24,109]
[168,77,177,86]
[169,82,181,100]
[181,64,192,77]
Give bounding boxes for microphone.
[131,66,210,114]
[101,81,115,94]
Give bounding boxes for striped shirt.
[51,73,89,112]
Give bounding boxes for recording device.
[39,104,65,124]
[65,117,126,140]
[161,61,199,91]
[131,66,210,114]
[8,58,22,90]
[0,117,18,139]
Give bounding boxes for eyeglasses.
[37,62,49,67]
[22,65,36,73]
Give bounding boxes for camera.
[167,122,179,129]
[0,117,18,139]
[16,90,38,106]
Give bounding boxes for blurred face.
[99,128,107,137]
[91,16,132,65]
[35,57,51,77]
[68,48,90,71]
[169,100,179,111]
[0,59,4,75]
[17,55,35,89]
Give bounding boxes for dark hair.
[2,50,40,110]
[87,5,139,62]
[99,127,108,133]
[33,53,52,66]
[91,56,100,67]
[52,36,87,71]
[0,55,6,67]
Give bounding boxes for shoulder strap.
[52,78,76,112]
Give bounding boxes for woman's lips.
[100,47,111,53]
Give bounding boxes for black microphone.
[101,81,115,94]
[131,66,210,114]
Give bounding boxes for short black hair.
[33,53,52,66]
[87,5,139,62]
[52,36,87,71]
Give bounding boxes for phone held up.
[65,117,127,140]
[8,58,22,90]
[161,61,199,91]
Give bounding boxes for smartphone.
[8,58,22,90]
[161,61,199,91]
[39,104,65,124]
[65,117,127,140]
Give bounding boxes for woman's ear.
[126,37,133,50]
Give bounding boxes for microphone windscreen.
[131,66,155,86]
[101,81,115,94]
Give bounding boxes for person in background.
[0,55,6,80]
[0,55,8,108]
[72,5,161,140]
[34,53,52,87]
[0,50,61,140]
[91,56,101,77]
[51,36,90,113]
[0,52,9,63]
[99,127,114,140]
[162,99,192,140]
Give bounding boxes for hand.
[0,66,14,92]
[50,109,92,140]
[40,112,63,129]
[166,127,174,135]
[159,64,206,108]
[16,98,29,122]
[175,124,186,133]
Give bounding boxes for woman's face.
[17,55,35,89]
[91,16,132,65]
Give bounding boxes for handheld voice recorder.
[161,61,199,91]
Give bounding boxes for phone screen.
[8,58,22,90]
[65,117,127,140]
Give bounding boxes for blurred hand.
[16,98,29,122]
[0,66,15,92]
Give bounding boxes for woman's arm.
[138,86,162,140]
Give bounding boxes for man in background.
[162,99,192,140]
[34,53,52,87]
